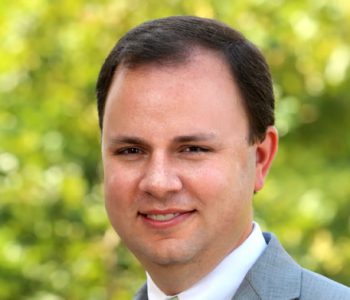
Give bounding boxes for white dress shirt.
[147,222,267,300]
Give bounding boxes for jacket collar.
[233,232,301,300]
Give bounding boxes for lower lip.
[139,211,195,229]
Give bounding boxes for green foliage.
[0,0,349,298]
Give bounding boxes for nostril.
[138,173,182,198]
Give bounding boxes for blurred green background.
[1,0,349,299]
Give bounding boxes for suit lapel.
[233,233,301,300]
[232,278,261,299]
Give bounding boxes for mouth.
[138,209,195,228]
[145,212,181,221]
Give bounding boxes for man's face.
[102,50,262,273]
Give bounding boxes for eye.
[115,147,144,155]
[182,146,210,153]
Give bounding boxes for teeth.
[147,213,180,221]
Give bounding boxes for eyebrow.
[173,133,217,143]
[107,133,217,146]
[108,136,149,146]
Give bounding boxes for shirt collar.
[147,222,266,300]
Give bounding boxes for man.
[96,16,350,300]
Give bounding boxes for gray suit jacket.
[134,232,350,300]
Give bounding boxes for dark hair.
[96,16,274,143]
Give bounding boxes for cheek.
[104,160,138,192]
[187,163,234,206]
[104,170,139,237]
[103,165,137,215]
[190,160,253,213]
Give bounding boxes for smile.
[146,213,180,221]
[139,209,196,228]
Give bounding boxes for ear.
[254,126,278,192]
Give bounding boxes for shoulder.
[264,232,350,299]
[237,232,350,300]
[300,268,350,300]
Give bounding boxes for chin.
[150,254,193,267]
[136,243,197,267]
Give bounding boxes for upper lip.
[139,209,195,215]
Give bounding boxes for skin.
[101,49,278,295]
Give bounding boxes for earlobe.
[254,126,278,192]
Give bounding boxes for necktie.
[169,297,179,300]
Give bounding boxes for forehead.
[103,49,249,139]
[108,49,239,103]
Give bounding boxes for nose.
[138,154,182,199]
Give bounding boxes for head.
[96,15,274,144]
[97,16,278,294]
